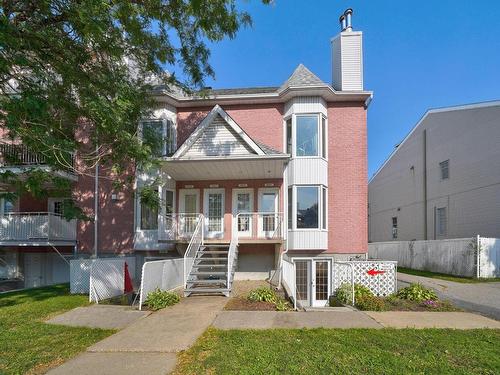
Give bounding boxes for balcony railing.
[0,212,77,242]
[0,144,75,169]
[159,212,283,242]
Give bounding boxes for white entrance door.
[312,260,330,307]
[232,189,253,237]
[258,188,279,238]
[204,189,224,238]
[295,260,310,306]
[179,189,199,235]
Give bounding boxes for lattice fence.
[70,259,93,294]
[333,260,397,300]
[89,259,125,303]
[138,258,184,310]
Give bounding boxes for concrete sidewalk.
[48,296,227,375]
[213,310,500,330]
[398,272,500,320]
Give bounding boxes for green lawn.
[398,267,500,284]
[174,328,500,374]
[0,284,115,375]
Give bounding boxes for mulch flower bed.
[224,297,277,311]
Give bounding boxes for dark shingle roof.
[254,141,287,156]
[280,64,326,89]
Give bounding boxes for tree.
[0,0,269,209]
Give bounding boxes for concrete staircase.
[185,245,233,297]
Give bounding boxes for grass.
[0,284,115,375]
[398,267,500,284]
[174,327,500,374]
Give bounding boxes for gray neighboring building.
[369,101,500,242]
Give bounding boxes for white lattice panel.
[70,259,93,294]
[333,261,397,297]
[89,259,125,303]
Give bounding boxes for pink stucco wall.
[327,102,368,254]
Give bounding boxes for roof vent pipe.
[344,8,353,31]
[339,14,347,31]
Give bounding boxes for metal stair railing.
[226,214,241,294]
[183,214,204,288]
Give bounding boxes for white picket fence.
[138,258,184,310]
[368,236,500,278]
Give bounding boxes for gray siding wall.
[369,103,500,242]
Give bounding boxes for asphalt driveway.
[398,272,500,320]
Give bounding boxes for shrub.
[275,298,291,311]
[355,295,386,311]
[145,289,180,311]
[397,283,437,302]
[247,287,277,303]
[335,283,374,305]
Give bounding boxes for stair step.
[185,287,229,293]
[201,244,230,248]
[195,257,227,261]
[187,279,227,285]
[199,250,228,255]
[193,264,227,268]
[191,271,227,276]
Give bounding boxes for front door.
[258,188,279,238]
[232,189,253,237]
[312,260,330,307]
[24,253,44,288]
[204,189,225,238]
[295,260,310,306]
[179,189,199,235]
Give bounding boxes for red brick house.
[0,10,371,306]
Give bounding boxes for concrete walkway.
[48,296,227,375]
[46,305,150,330]
[398,272,500,320]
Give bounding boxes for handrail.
[233,211,283,239]
[227,214,241,292]
[183,214,204,288]
[0,211,76,241]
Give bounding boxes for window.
[140,191,158,230]
[165,190,174,215]
[296,186,319,229]
[0,197,14,216]
[286,118,292,155]
[287,187,293,228]
[436,207,447,236]
[321,117,327,159]
[392,217,398,239]
[141,119,176,157]
[439,160,449,180]
[296,116,318,156]
[322,187,327,230]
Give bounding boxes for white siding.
[331,31,363,91]
[369,103,500,242]
[287,158,328,186]
[288,231,328,250]
[184,115,255,157]
[284,97,327,118]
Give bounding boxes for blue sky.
[182,1,500,177]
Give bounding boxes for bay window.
[288,185,327,230]
[286,114,327,158]
[141,118,176,157]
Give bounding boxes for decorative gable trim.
[173,104,265,158]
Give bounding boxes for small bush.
[397,283,437,302]
[247,287,277,303]
[335,283,374,305]
[355,295,386,311]
[275,298,291,311]
[145,289,180,311]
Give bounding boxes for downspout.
[93,144,99,258]
[423,129,428,240]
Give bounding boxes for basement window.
[392,217,398,239]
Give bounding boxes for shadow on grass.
[0,283,71,308]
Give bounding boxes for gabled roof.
[172,105,286,159]
[279,64,326,90]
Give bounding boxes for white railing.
[183,214,204,288]
[233,212,283,240]
[160,213,201,241]
[226,217,241,292]
[281,257,297,310]
[0,212,76,241]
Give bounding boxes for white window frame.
[204,188,225,238]
[232,188,254,237]
[439,159,450,180]
[285,114,327,160]
[136,189,160,231]
[288,185,328,231]
[139,116,177,157]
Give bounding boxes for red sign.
[367,268,386,276]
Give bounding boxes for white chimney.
[331,8,364,91]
